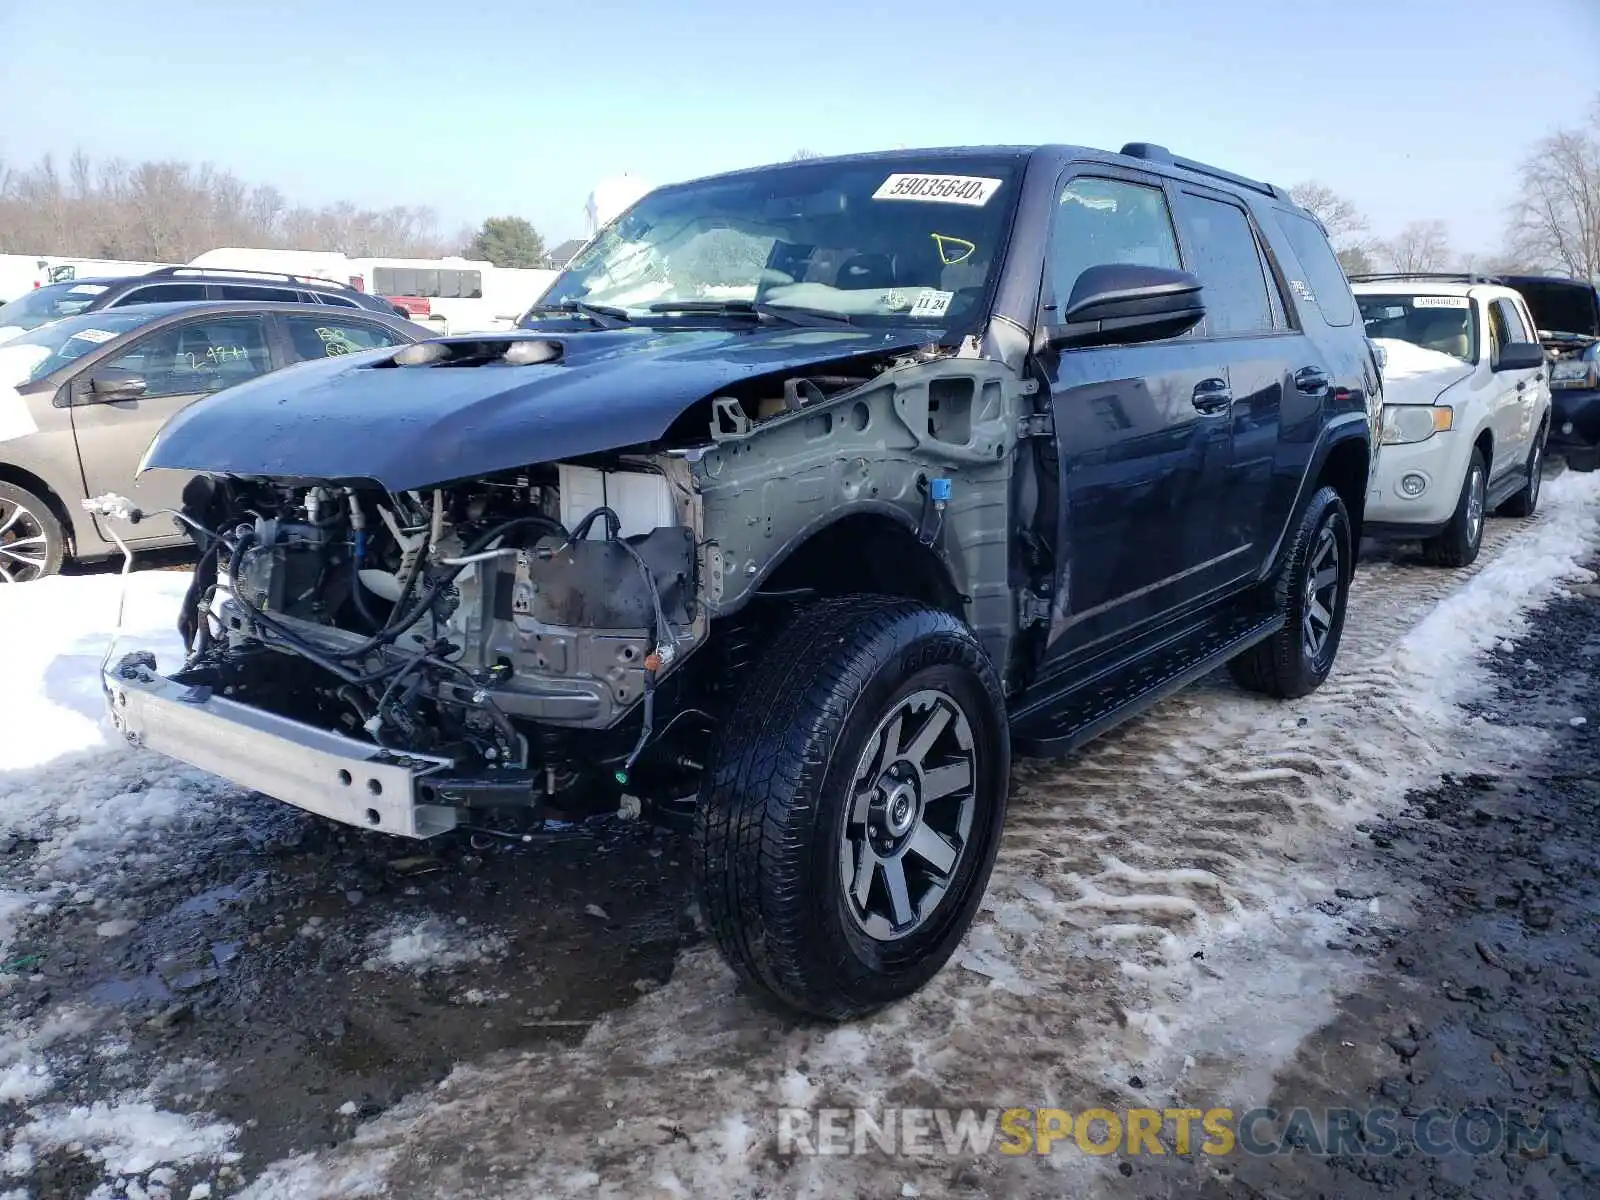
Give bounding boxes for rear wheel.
[0,482,64,583]
[1229,485,1352,700]
[1497,426,1546,518]
[694,596,1009,1019]
[1421,448,1487,567]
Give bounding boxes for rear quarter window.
[1274,211,1356,327]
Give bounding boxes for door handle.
[1294,366,1330,394]
[1191,378,1232,413]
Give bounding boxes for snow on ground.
[0,573,237,945]
[0,571,245,1192]
[363,916,509,975]
[4,474,1599,1198]
[9,1097,236,1178]
[229,472,1600,1199]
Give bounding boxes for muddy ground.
[3,805,698,1199]
[1138,575,1600,1198]
[4,527,1599,1199]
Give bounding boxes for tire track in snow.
[235,476,1600,1198]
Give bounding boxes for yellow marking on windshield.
[931,234,976,266]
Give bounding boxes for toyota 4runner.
[97,143,1378,1019]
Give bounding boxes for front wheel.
[694,596,1009,1020]
[1229,484,1353,699]
[1421,448,1487,568]
[0,481,64,583]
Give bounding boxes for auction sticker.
[909,289,955,318]
[873,174,1002,206]
[69,328,117,344]
[1413,296,1470,308]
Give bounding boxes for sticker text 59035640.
[872,174,1003,207]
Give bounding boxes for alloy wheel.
[1301,523,1341,661]
[1465,464,1485,547]
[0,497,49,583]
[839,688,978,941]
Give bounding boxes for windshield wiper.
[647,300,855,328]
[522,300,632,329]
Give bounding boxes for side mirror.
[1040,264,1205,351]
[88,370,148,401]
[1493,341,1545,372]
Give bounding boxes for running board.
[1009,612,1285,758]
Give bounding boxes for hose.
[226,532,400,687]
[321,513,570,663]
[349,530,383,632]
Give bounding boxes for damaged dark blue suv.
[102,142,1377,1019]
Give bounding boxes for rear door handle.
[1294,366,1330,395]
[1191,378,1232,413]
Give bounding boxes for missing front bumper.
[103,655,459,838]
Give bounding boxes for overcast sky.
[4,0,1597,251]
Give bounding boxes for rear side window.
[113,283,207,306]
[1171,192,1276,336]
[1274,211,1356,327]
[1047,176,1181,310]
[215,284,300,303]
[282,315,405,362]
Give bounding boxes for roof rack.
[144,265,361,292]
[1347,271,1502,285]
[1117,142,1288,200]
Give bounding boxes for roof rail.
[145,265,360,292]
[1117,142,1287,200]
[1347,271,1502,285]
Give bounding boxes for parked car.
[1493,274,1600,472]
[0,266,412,344]
[1350,274,1550,567]
[100,143,1376,1019]
[0,301,425,581]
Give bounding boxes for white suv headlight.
[1380,405,1453,445]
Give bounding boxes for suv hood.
[1498,275,1600,345]
[1372,337,1474,405]
[142,326,930,491]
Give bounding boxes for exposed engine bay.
[99,328,1033,837]
[154,455,713,818]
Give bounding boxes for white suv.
[1352,275,1550,567]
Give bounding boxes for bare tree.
[1383,219,1453,273]
[1289,180,1377,275]
[789,148,823,161]
[1504,98,1600,278]
[1289,181,1368,243]
[0,152,456,261]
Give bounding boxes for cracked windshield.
[535,157,1021,326]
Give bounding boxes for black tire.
[1421,448,1487,568]
[1228,485,1352,700]
[1497,425,1546,518]
[0,481,65,583]
[695,595,1009,1020]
